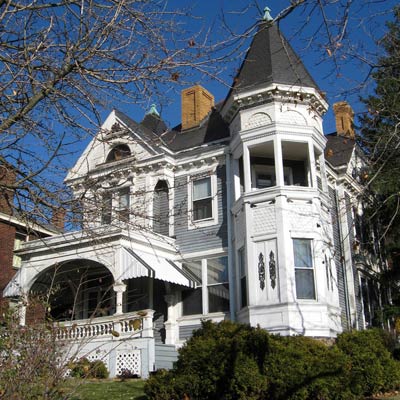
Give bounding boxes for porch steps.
[154,344,179,370]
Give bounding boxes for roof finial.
[146,103,160,117]
[263,6,273,22]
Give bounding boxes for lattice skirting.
[116,350,141,376]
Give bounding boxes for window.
[192,177,212,221]
[182,261,202,316]
[118,187,130,222]
[106,144,131,163]
[181,257,229,316]
[101,193,112,225]
[238,247,247,308]
[293,239,315,299]
[207,257,229,313]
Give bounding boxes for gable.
[65,110,163,183]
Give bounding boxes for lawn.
[63,379,147,400]
[62,379,400,400]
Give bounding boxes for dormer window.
[106,144,131,163]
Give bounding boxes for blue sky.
[111,0,398,135]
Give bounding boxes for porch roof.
[121,247,196,287]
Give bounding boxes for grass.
[62,378,147,400]
[62,379,400,400]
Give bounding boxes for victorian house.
[4,19,384,377]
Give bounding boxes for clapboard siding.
[329,187,349,330]
[344,193,364,329]
[179,324,202,340]
[155,344,179,370]
[174,166,228,254]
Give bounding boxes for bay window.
[293,239,316,299]
[238,247,247,308]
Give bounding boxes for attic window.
[106,144,131,163]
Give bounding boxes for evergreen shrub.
[145,321,400,399]
[336,329,400,396]
[146,321,348,400]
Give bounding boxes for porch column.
[18,299,27,326]
[113,281,126,315]
[164,293,178,345]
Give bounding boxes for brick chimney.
[181,85,214,130]
[51,207,66,230]
[333,101,355,139]
[0,164,15,215]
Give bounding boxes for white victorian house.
[4,19,384,377]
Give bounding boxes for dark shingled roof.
[325,133,355,168]
[114,106,229,153]
[162,104,230,152]
[141,113,168,136]
[232,22,319,94]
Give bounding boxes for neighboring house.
[4,19,386,377]
[0,165,59,311]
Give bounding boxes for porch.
[55,309,178,378]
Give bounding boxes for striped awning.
[120,247,196,287]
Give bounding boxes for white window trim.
[187,173,218,230]
[292,238,317,301]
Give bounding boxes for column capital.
[113,281,126,293]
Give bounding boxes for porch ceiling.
[121,247,196,287]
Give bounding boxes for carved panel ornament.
[258,252,266,290]
[269,250,276,289]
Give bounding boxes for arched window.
[106,144,131,163]
[153,180,169,236]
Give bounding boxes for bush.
[146,321,350,400]
[70,358,109,379]
[336,329,400,396]
[265,335,353,400]
[145,322,400,400]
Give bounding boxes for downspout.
[335,189,351,330]
[226,152,236,321]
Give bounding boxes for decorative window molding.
[187,173,218,230]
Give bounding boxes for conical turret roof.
[232,22,319,94]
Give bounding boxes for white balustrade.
[55,310,154,340]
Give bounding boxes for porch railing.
[55,310,154,340]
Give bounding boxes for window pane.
[193,177,211,200]
[208,283,229,313]
[238,248,246,277]
[119,188,130,209]
[101,194,112,224]
[182,261,202,283]
[293,239,312,268]
[295,269,315,299]
[256,174,274,188]
[241,277,247,308]
[207,256,228,284]
[193,198,212,220]
[182,288,202,315]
